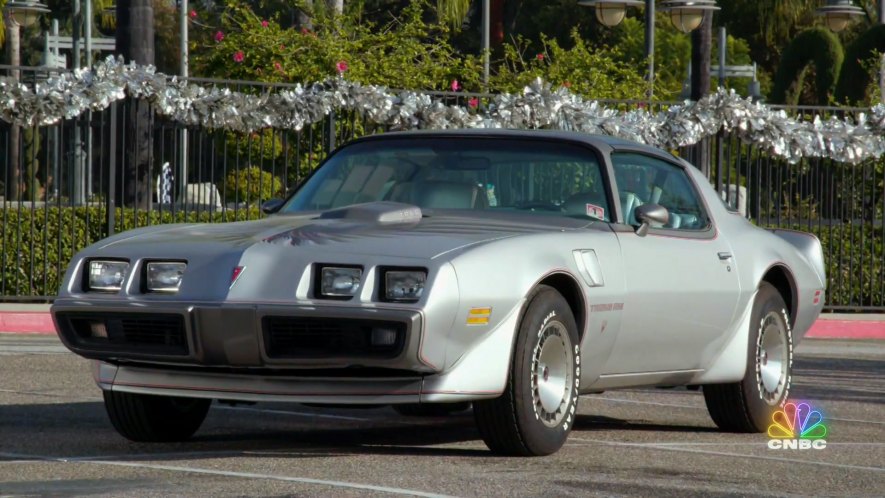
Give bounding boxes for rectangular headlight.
[87,260,129,292]
[146,262,187,293]
[319,266,362,298]
[384,270,426,302]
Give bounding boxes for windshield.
[281,137,612,221]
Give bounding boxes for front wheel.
[103,391,211,442]
[703,282,793,432]
[473,285,580,456]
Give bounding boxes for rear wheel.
[393,402,471,417]
[473,285,580,456]
[703,282,793,432]
[103,391,211,442]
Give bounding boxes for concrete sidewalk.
[1,303,882,339]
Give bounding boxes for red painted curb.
[805,319,885,340]
[0,311,882,339]
[0,312,56,335]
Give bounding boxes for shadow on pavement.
[0,399,729,462]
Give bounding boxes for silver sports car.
[52,130,825,456]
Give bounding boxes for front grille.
[58,312,188,356]
[263,316,406,359]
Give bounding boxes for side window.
[610,153,709,231]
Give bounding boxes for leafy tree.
[194,1,484,91]
[490,31,647,99]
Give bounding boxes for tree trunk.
[491,0,505,46]
[327,0,343,15]
[690,14,713,175]
[4,18,20,202]
[115,0,154,210]
[297,0,313,29]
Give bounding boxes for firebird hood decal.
[96,204,604,259]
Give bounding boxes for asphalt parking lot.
[1,335,882,497]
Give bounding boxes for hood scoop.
[319,202,423,225]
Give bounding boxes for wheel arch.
[760,264,797,327]
[535,272,587,342]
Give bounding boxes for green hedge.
[0,207,881,308]
[0,207,260,297]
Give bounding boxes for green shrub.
[0,207,260,297]
[771,28,844,106]
[221,166,284,204]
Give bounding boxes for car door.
[602,152,740,374]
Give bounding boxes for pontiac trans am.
[52,130,826,456]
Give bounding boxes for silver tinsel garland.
[1,56,884,164]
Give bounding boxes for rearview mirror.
[634,204,669,237]
[261,198,285,215]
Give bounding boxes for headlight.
[384,270,426,302]
[87,260,129,292]
[146,262,187,293]
[319,266,362,298]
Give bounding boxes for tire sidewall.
[742,284,793,430]
[512,287,580,455]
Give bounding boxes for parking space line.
[594,395,885,425]
[568,438,885,473]
[0,452,457,498]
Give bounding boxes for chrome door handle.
[718,252,733,260]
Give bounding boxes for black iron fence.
[1,67,882,310]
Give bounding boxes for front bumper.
[52,299,431,372]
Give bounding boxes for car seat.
[388,181,488,209]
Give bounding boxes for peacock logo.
[767,401,828,450]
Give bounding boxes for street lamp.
[663,1,719,33]
[580,0,644,27]
[4,0,50,28]
[815,0,865,32]
[578,0,719,99]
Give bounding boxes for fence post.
[325,111,336,154]
[107,102,117,237]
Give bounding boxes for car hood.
[96,202,601,260]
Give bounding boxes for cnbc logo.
[767,401,828,450]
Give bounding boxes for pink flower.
[336,60,349,74]
[468,97,479,109]
[301,27,311,35]
[536,53,545,61]
[189,9,197,19]
[451,79,461,92]
[261,19,269,28]
[280,44,286,50]
[214,31,224,42]
[233,51,244,63]
[273,61,283,72]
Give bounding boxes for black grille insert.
[58,312,188,356]
[263,316,406,359]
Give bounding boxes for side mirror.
[261,198,285,215]
[634,204,669,237]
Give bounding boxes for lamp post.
[578,0,719,100]
[3,0,50,202]
[816,0,885,100]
